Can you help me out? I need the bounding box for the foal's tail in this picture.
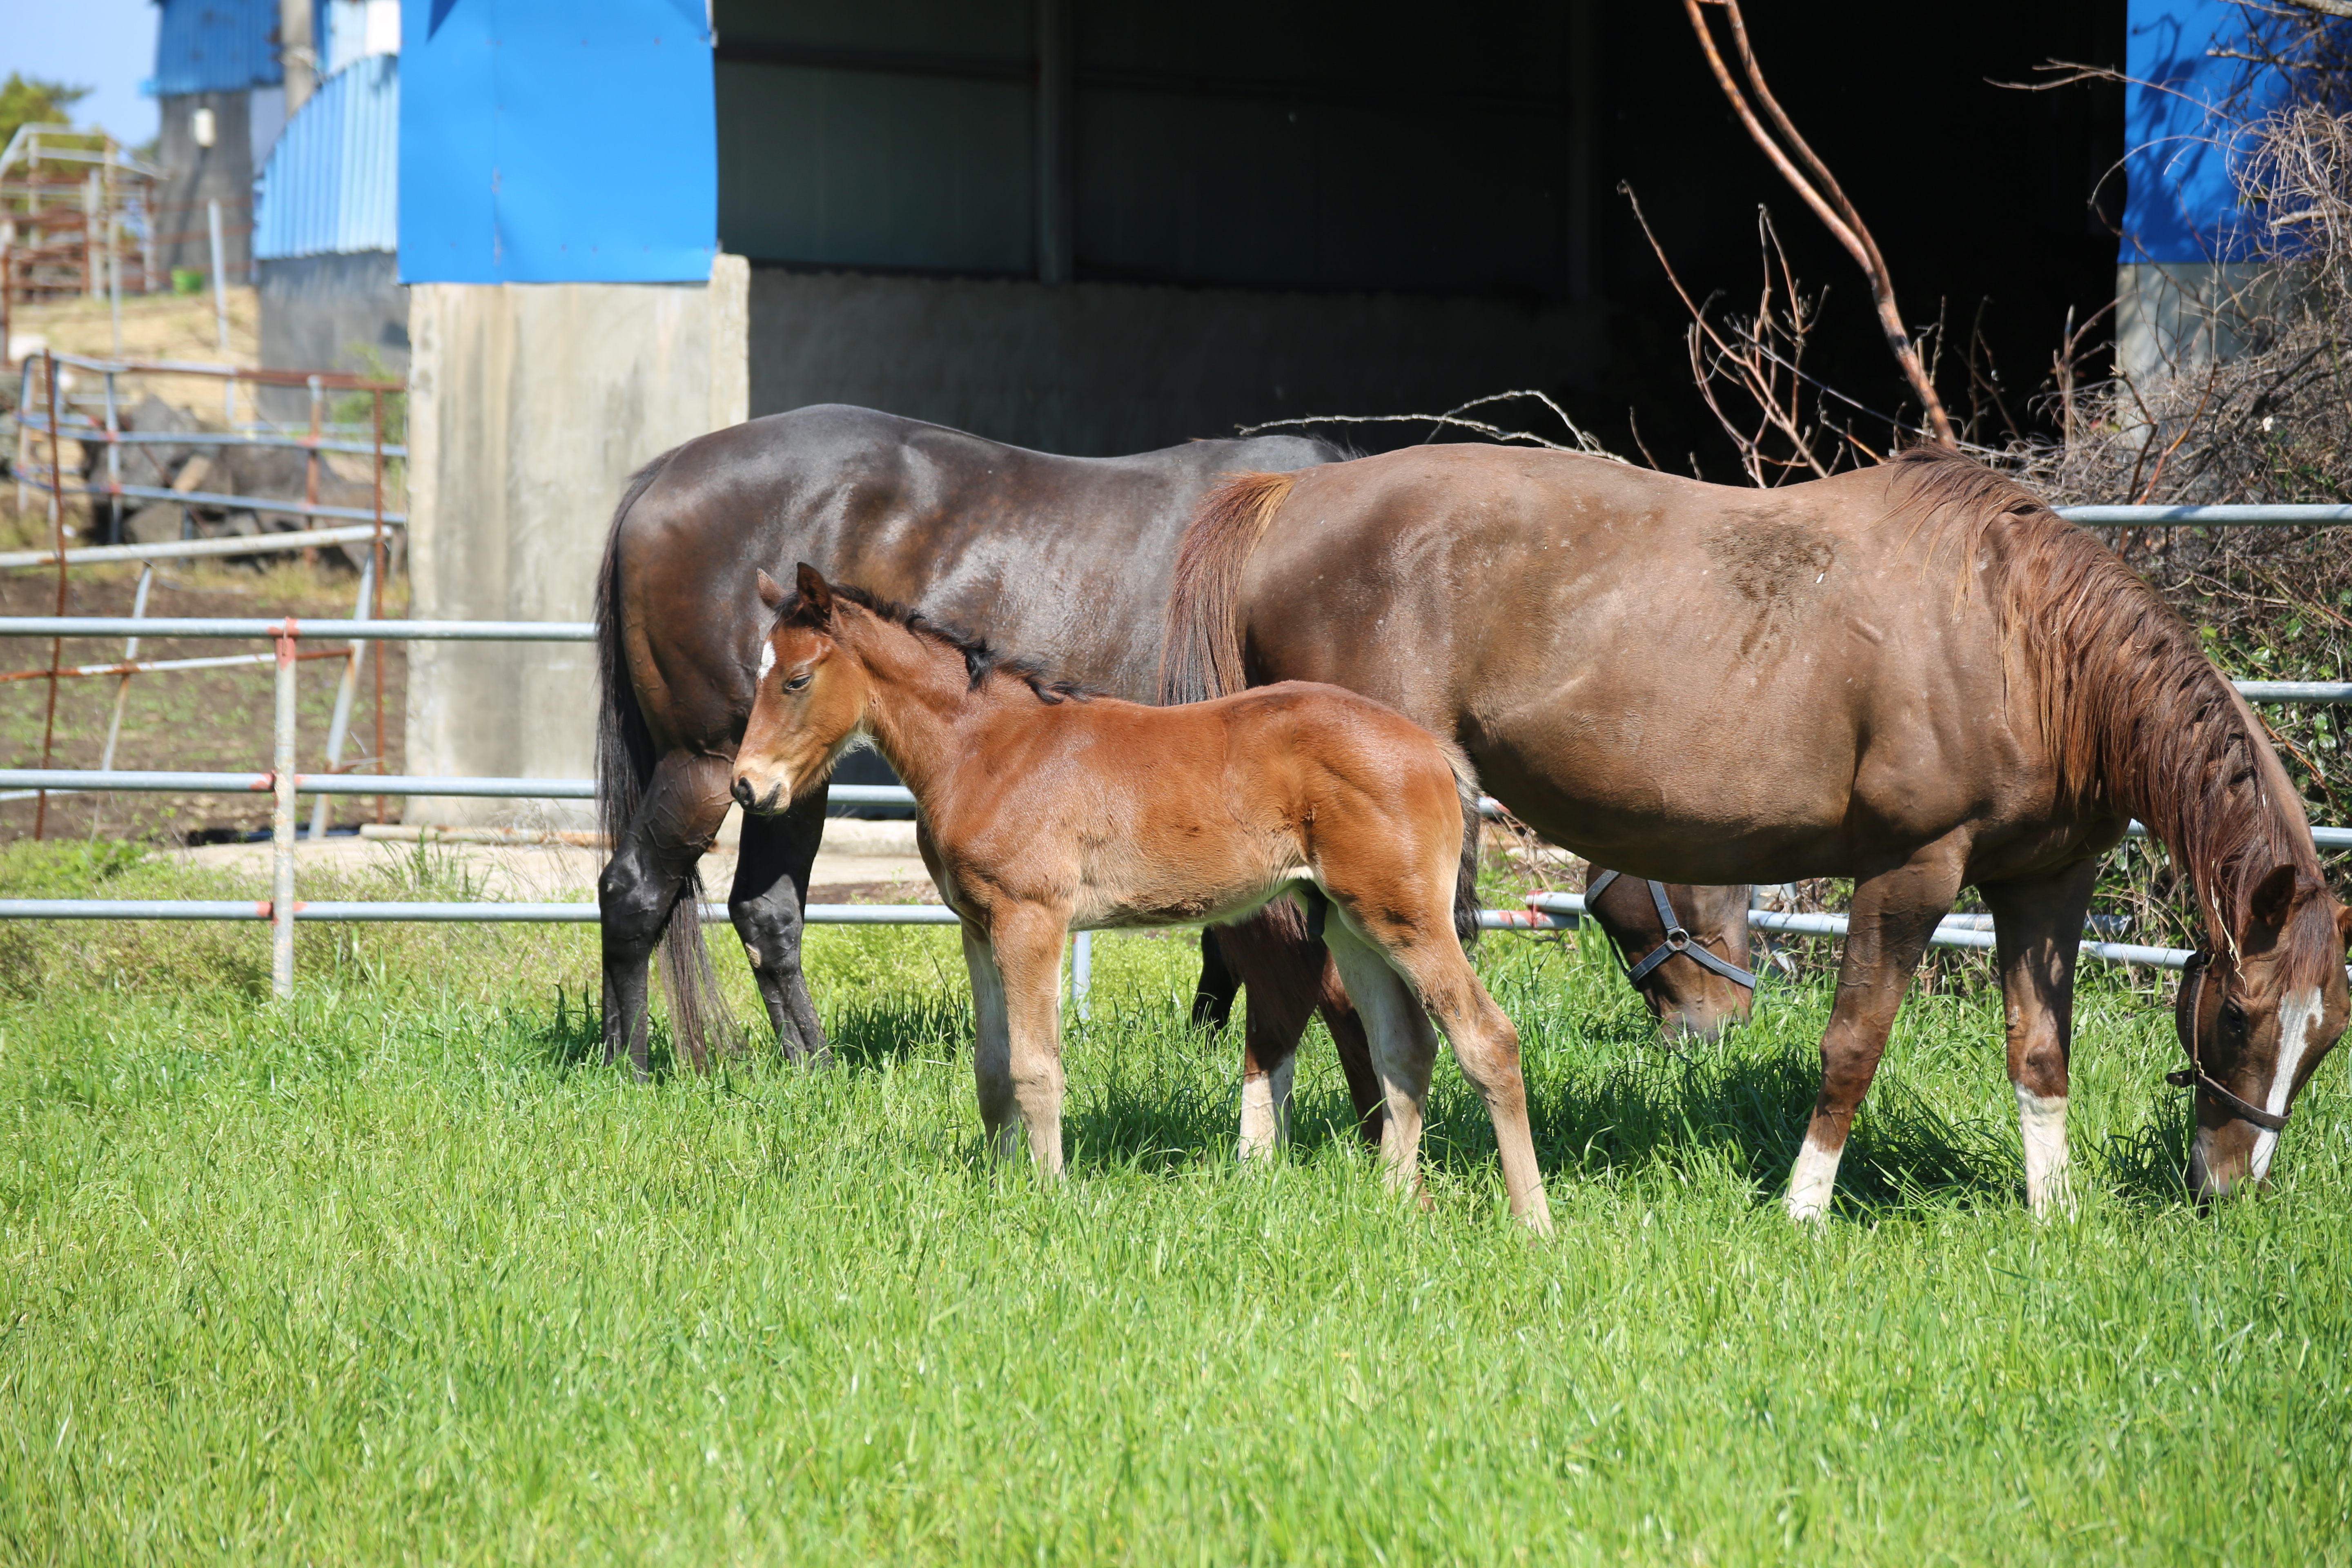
[595,444,728,1066]
[1439,739,1484,948]
[1158,470,1301,706]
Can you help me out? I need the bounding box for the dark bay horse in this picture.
[734,565,1554,1231]
[1163,443,2350,1210]
[594,405,1740,1097]
[594,405,1341,1073]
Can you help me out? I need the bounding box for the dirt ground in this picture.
[6,284,259,363]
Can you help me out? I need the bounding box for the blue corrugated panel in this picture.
[2114,2,2352,261]
[400,0,716,283]
[148,0,287,96]
[256,55,400,258]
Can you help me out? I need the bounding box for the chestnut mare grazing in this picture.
[733,565,1555,1232]
[1164,443,2351,1211]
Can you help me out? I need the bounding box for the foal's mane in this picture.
[1887,445,2318,942]
[784,583,1095,705]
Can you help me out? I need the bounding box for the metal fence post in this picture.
[101,364,121,545]
[97,563,154,772]
[1070,930,1092,1022]
[271,619,299,998]
[309,551,375,840]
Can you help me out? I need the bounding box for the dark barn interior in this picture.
[712,0,2125,473]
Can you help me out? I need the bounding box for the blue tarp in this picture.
[255,55,400,259]
[2121,0,2298,263]
[397,0,717,283]
[145,0,286,96]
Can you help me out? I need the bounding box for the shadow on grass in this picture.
[2094,1101,2198,1211]
[1382,1025,2024,1219]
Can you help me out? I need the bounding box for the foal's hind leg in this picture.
[1980,858,2100,1218]
[598,751,732,1076]
[728,783,832,1064]
[1329,917,1555,1234]
[1319,924,1441,1205]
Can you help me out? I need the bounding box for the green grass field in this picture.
[2,840,2348,1564]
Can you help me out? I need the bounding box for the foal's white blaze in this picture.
[2014,1087,2075,1218]
[1784,1133,1842,1222]
[1235,1053,1296,1160]
[757,639,776,681]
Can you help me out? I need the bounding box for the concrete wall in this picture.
[255,251,408,419]
[746,268,1605,455]
[403,255,749,825]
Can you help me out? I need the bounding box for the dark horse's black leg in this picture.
[729,782,832,1063]
[1191,928,1240,1033]
[599,751,731,1077]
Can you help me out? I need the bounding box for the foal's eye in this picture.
[2221,998,2249,1031]
[784,673,812,693]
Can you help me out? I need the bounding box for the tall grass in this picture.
[0,842,2347,1562]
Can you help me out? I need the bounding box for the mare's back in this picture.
[624,404,1334,704]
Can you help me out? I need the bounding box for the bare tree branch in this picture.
[1682,0,1958,445]
[2276,0,2352,20]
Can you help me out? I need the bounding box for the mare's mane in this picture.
[1886,445,2318,942]
[780,583,1096,706]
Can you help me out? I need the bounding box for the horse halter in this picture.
[1584,870,1757,991]
[2167,950,2292,1133]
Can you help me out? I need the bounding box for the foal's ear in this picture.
[2246,864,2314,953]
[755,570,787,611]
[794,561,835,626]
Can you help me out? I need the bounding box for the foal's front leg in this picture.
[965,908,1072,1175]
[1786,845,1967,1222]
[1980,858,2101,1218]
[959,923,1018,1163]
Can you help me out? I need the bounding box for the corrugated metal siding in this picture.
[255,55,399,258]
[149,0,286,96]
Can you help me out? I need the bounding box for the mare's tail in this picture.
[1439,739,1484,948]
[1158,470,1302,706]
[595,446,728,1067]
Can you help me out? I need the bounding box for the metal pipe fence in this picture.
[0,614,2344,984]
[0,497,2346,1001]
[7,350,403,840]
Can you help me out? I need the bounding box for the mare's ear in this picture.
[2336,899,2352,947]
[755,570,787,610]
[794,562,835,626]
[2245,864,2314,954]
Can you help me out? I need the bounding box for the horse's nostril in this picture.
[732,777,755,809]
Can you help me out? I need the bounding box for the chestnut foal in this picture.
[733,565,1554,1233]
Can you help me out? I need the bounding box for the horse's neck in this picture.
[2129,688,2314,936]
[846,617,987,804]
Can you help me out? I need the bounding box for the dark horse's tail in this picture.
[595,446,728,1068]
[1160,471,1481,944]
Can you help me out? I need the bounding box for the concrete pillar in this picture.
[2114,261,2278,389]
[403,254,748,825]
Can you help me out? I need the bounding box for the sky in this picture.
[1,0,162,145]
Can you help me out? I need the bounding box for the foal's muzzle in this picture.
[732,775,784,815]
